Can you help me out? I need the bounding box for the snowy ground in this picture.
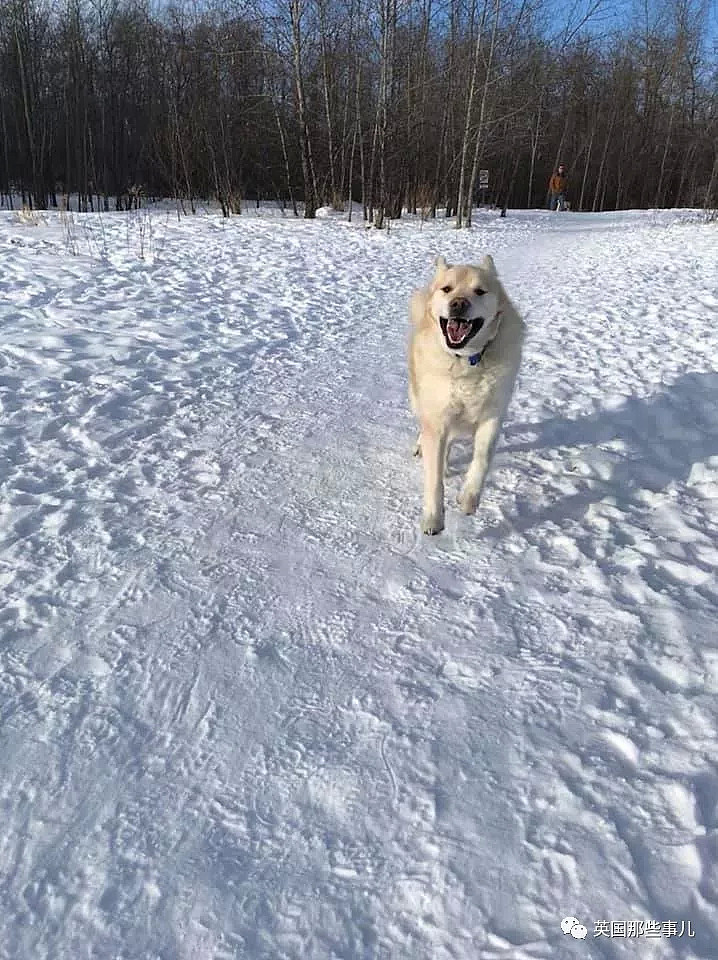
[1,204,717,960]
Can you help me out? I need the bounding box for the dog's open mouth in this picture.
[440,316,484,349]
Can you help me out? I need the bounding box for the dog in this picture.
[408,255,524,535]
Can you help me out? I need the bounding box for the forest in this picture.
[1,0,716,220]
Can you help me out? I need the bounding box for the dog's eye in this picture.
[474,287,486,296]
[441,285,452,294]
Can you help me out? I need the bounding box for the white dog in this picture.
[408,255,524,534]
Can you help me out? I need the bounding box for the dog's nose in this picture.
[449,297,470,315]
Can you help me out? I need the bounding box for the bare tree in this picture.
[289,0,318,216]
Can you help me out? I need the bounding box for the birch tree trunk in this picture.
[290,0,317,218]
[455,0,487,228]
[317,0,338,207]
[466,0,500,227]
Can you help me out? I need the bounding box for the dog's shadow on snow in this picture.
[478,371,718,534]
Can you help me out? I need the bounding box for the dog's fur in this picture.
[408,255,524,534]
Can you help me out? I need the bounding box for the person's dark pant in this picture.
[548,193,565,211]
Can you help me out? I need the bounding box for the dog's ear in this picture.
[479,254,497,276]
[434,255,450,274]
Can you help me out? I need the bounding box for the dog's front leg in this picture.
[420,423,448,534]
[458,415,500,515]
[414,434,454,479]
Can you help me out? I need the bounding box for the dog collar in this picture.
[467,311,501,365]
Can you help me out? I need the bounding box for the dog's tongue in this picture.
[447,319,470,344]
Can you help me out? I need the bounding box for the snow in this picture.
[1,204,717,959]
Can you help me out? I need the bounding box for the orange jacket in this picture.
[549,172,568,194]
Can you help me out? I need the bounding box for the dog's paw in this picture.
[457,489,479,515]
[421,510,444,535]
[412,440,422,458]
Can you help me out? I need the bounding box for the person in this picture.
[548,164,568,210]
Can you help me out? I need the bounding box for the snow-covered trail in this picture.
[1,207,717,959]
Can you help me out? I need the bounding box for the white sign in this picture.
[479,169,489,187]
